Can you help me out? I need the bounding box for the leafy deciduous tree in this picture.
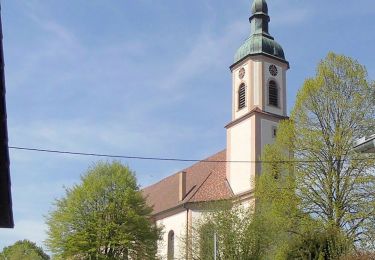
[0,239,50,260]
[291,53,375,248]
[45,161,161,259]
[258,52,375,257]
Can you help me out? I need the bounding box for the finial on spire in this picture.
[249,0,270,36]
[251,0,268,15]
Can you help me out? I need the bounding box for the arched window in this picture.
[167,230,174,260]
[238,84,246,110]
[268,80,278,107]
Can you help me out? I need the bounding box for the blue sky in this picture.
[1,0,375,252]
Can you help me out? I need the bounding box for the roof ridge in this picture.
[142,149,226,190]
[181,149,226,171]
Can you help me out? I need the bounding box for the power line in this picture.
[10,146,210,163]
[8,146,243,163]
[8,146,375,164]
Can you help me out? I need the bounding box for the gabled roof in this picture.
[143,150,233,216]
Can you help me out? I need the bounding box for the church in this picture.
[143,0,289,258]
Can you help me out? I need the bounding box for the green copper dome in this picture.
[234,35,285,62]
[234,0,287,64]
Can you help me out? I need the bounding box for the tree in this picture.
[258,53,375,256]
[256,122,311,259]
[292,53,375,248]
[0,239,50,260]
[45,161,161,259]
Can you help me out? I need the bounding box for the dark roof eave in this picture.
[152,198,233,218]
[152,190,255,218]
[353,138,375,153]
[230,52,290,71]
[225,107,289,129]
[151,203,187,218]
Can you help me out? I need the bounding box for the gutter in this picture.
[229,52,290,70]
[353,135,375,153]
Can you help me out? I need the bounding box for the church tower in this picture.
[226,0,289,195]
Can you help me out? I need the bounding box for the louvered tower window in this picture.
[238,84,246,110]
[268,80,278,107]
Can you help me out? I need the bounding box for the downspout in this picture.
[184,204,189,260]
[179,171,189,259]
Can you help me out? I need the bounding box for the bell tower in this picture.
[226,0,289,195]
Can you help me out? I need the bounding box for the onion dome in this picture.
[233,0,287,65]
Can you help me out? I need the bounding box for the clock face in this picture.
[269,65,278,76]
[239,68,245,79]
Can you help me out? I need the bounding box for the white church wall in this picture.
[227,117,255,194]
[156,210,187,260]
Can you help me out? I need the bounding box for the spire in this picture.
[249,0,271,38]
[233,0,288,66]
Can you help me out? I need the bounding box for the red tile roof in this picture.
[142,150,233,215]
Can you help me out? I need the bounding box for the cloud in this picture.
[159,19,246,90]
[5,10,83,91]
[9,116,219,158]
[272,7,313,26]
[28,12,80,50]
[266,0,314,27]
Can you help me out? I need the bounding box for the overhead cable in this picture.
[9,146,375,164]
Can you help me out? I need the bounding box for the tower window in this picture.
[167,230,174,260]
[268,80,278,107]
[238,84,246,110]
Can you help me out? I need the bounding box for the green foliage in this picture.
[0,239,50,260]
[256,120,308,259]
[184,202,271,260]
[291,53,375,249]
[197,221,215,259]
[256,123,353,260]
[45,161,161,259]
[286,226,351,260]
[257,52,375,258]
